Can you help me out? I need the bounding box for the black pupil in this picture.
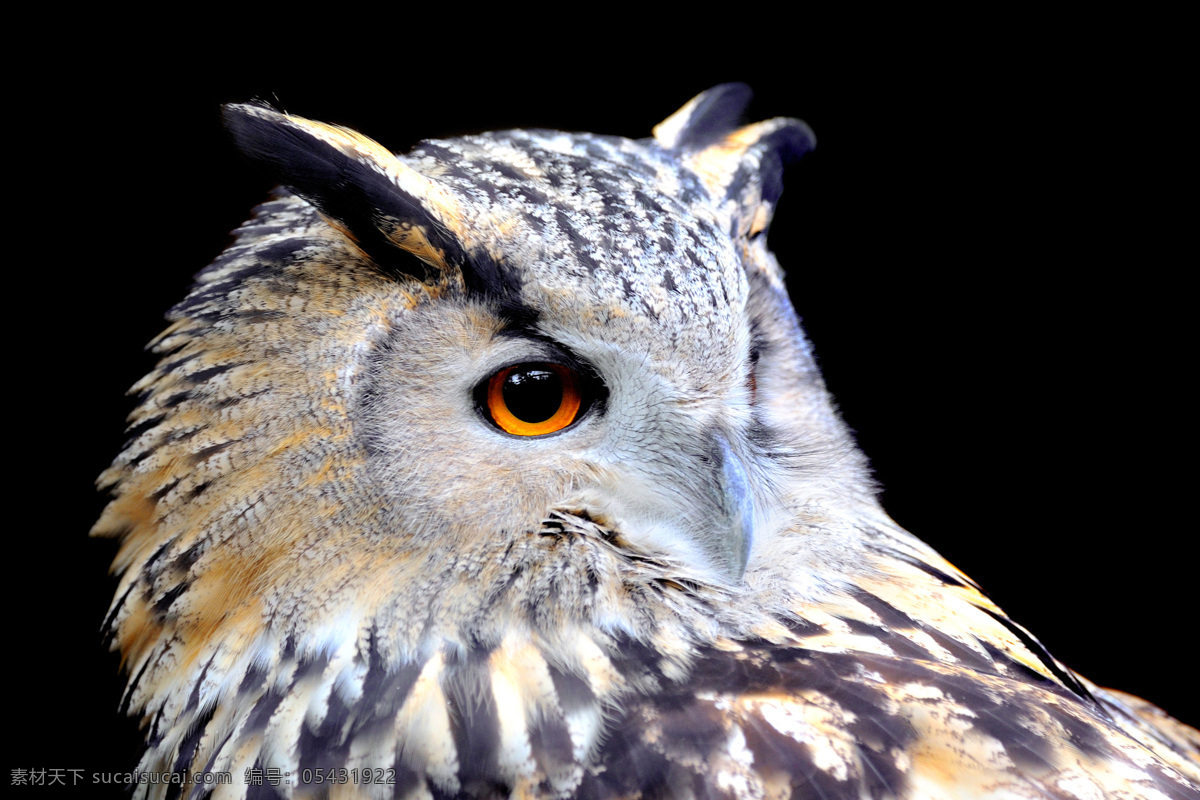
[503,369,563,423]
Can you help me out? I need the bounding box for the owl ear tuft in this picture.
[715,117,816,220]
[222,103,467,283]
[653,83,755,151]
[657,88,815,243]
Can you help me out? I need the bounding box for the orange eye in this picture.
[483,363,584,436]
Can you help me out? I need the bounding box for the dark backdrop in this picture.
[14,28,1190,795]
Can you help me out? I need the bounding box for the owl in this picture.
[94,85,1199,799]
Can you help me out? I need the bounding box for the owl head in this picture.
[93,85,885,792]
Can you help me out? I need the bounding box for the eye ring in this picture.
[480,362,585,436]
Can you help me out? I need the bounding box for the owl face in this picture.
[356,140,763,580]
[362,278,759,585]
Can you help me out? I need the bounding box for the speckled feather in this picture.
[94,86,1200,799]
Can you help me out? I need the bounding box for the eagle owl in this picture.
[94,85,1199,799]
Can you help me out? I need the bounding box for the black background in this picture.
[12,24,1192,795]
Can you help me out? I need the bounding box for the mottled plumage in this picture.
[94,85,1200,799]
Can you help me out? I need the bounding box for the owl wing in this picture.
[569,526,1200,800]
[586,635,1200,800]
[1090,683,1200,787]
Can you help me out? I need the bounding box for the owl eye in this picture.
[479,363,586,436]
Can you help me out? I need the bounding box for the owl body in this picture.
[94,87,1200,799]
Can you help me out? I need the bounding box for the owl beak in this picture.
[589,431,757,585]
[711,434,754,582]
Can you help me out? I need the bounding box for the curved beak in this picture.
[712,433,755,580]
[592,431,757,584]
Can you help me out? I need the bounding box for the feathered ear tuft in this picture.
[653,83,755,151]
[222,103,467,283]
[655,86,815,243]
